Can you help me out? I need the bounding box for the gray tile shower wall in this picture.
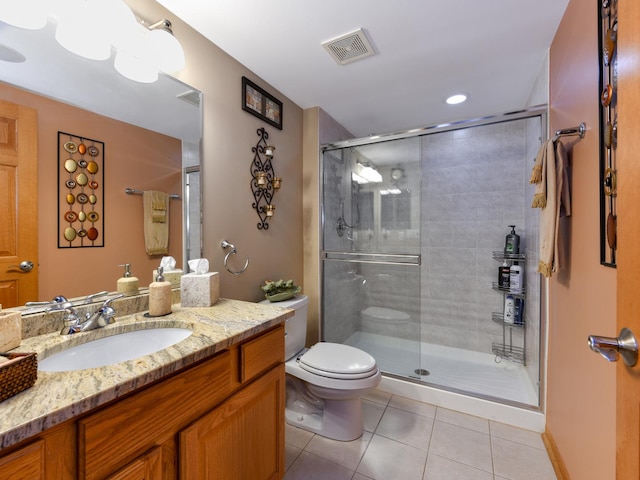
[418,119,539,357]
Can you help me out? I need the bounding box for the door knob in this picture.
[588,328,638,367]
[9,260,34,272]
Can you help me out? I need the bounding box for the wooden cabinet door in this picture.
[79,351,231,480]
[180,364,285,480]
[0,440,45,480]
[106,447,162,480]
[0,99,38,307]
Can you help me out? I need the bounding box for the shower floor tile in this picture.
[346,331,538,405]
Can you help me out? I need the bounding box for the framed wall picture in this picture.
[242,76,283,130]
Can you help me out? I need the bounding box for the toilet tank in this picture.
[260,295,308,361]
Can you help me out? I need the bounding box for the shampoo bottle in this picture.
[504,225,520,256]
[509,264,523,294]
[149,266,172,317]
[498,260,510,289]
[504,295,515,324]
[514,298,525,325]
[117,264,139,294]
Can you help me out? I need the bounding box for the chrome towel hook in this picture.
[221,240,249,275]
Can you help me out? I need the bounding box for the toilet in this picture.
[360,306,410,336]
[261,295,381,441]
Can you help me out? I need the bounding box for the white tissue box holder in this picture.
[181,272,220,307]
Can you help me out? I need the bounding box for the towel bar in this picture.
[125,187,181,200]
[553,122,586,141]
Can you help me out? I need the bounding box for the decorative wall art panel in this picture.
[58,131,104,248]
[599,0,617,267]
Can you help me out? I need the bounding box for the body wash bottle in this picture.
[504,295,515,324]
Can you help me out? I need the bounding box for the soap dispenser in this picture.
[148,266,172,317]
[117,264,139,294]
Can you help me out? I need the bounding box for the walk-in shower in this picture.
[321,108,545,410]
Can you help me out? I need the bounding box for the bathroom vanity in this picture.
[0,298,291,480]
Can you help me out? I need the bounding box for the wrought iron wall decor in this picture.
[250,127,282,229]
[58,131,105,248]
[599,0,618,267]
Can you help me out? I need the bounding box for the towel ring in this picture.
[221,240,249,276]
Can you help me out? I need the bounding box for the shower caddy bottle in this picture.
[504,225,520,255]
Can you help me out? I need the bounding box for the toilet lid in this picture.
[298,343,378,379]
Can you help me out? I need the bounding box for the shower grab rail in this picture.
[322,251,421,266]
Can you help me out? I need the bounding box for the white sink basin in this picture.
[38,328,193,372]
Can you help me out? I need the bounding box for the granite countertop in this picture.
[0,298,292,450]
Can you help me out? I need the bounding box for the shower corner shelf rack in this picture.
[491,251,526,365]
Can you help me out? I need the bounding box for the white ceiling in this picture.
[156,0,569,138]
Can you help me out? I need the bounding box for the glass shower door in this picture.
[321,138,422,379]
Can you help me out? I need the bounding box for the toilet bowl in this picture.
[260,295,381,441]
[360,306,410,336]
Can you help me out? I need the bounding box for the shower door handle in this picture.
[588,328,638,367]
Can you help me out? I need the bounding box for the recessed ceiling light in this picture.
[445,93,468,105]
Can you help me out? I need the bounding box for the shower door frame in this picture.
[319,105,549,411]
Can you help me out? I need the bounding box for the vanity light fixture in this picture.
[0,0,48,30]
[445,93,468,105]
[355,161,383,183]
[0,0,186,83]
[147,19,186,73]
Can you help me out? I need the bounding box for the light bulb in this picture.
[0,0,49,30]
[147,25,185,73]
[114,50,158,83]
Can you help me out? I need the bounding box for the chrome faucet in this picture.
[50,294,124,335]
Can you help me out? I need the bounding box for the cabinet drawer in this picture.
[239,325,284,383]
[79,351,231,480]
[0,440,45,480]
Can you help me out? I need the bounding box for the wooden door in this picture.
[179,365,285,480]
[0,100,38,307]
[616,1,640,478]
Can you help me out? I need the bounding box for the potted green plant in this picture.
[260,279,301,302]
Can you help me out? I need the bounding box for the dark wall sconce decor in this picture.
[242,76,283,130]
[250,127,282,229]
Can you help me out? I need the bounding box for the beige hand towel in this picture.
[143,190,170,255]
[530,140,571,277]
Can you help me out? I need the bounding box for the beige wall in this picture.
[129,0,304,302]
[547,0,617,477]
[0,82,183,301]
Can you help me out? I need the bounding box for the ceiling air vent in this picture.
[177,90,201,107]
[322,28,375,66]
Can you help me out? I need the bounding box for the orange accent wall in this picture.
[0,82,182,301]
[548,0,617,477]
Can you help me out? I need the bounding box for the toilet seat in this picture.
[298,342,378,379]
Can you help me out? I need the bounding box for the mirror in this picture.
[0,20,202,306]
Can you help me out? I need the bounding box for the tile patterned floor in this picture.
[284,390,557,480]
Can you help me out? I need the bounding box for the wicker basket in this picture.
[0,352,37,402]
